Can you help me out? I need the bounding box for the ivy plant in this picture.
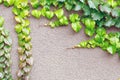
[0,16,13,80]
[0,0,120,80]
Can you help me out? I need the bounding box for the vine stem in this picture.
[66,45,81,49]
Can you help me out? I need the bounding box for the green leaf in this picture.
[59,16,68,25]
[82,5,91,16]
[40,0,46,6]
[96,19,105,27]
[49,22,56,28]
[109,36,119,45]
[82,18,96,36]
[0,57,5,62]
[71,22,82,33]
[25,36,31,42]
[69,14,80,23]
[31,10,41,19]
[22,27,30,36]
[83,18,95,29]
[12,7,20,15]
[45,11,54,19]
[0,50,5,56]
[85,28,95,37]
[49,20,60,28]
[30,0,39,9]
[87,0,97,10]
[2,29,9,37]
[104,18,116,27]
[21,20,30,27]
[65,2,73,11]
[15,24,23,33]
[107,0,117,8]
[18,40,25,47]
[55,9,64,19]
[20,9,29,18]
[101,41,109,50]
[0,43,4,49]
[4,0,15,7]
[96,27,106,36]
[99,4,111,14]
[41,7,49,16]
[4,37,12,46]
[73,2,83,11]
[25,43,32,50]
[15,16,24,23]
[0,36,4,43]
[14,0,28,8]
[79,41,87,48]
[0,0,2,4]
[91,11,104,20]
[107,45,116,54]
[4,45,11,53]
[95,34,105,43]
[111,7,120,17]
[0,16,4,27]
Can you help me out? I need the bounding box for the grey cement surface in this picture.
[1,5,120,80]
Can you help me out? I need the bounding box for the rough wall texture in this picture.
[0,4,120,80]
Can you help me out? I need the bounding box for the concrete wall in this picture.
[0,5,120,80]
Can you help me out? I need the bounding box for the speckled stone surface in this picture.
[0,4,120,80]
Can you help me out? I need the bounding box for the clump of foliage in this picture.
[74,27,120,55]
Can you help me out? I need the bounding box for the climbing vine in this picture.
[0,0,120,80]
[0,16,13,80]
[1,0,33,80]
[13,1,33,80]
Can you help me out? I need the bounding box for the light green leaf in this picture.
[71,22,82,32]
[31,10,41,19]
[96,27,106,36]
[107,45,116,54]
[4,0,15,7]
[107,0,117,8]
[65,2,73,11]
[0,0,2,4]
[0,17,4,27]
[30,0,39,9]
[55,9,64,19]
[15,24,23,33]
[73,2,82,11]
[22,27,30,36]
[59,16,68,25]
[69,14,80,23]
[45,11,54,19]
[85,28,95,37]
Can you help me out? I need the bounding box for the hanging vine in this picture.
[0,16,13,80]
[13,0,33,80]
